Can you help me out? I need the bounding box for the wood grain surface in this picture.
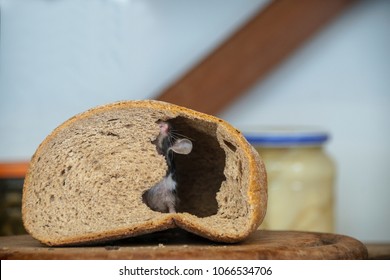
[0,229,367,260]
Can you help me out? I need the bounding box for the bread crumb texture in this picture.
[22,100,267,245]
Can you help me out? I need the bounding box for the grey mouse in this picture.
[142,121,192,213]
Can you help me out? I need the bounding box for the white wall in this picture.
[1,0,389,242]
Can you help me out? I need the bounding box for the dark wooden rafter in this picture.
[156,0,356,115]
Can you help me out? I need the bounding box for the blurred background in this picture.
[0,0,389,243]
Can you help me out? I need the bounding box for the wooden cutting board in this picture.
[0,229,367,260]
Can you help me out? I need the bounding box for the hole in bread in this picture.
[223,140,237,152]
[143,116,226,217]
[98,130,120,138]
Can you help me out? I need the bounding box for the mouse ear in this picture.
[169,138,193,155]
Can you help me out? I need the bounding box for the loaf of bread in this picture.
[22,100,267,246]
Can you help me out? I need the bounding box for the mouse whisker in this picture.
[170,131,194,141]
[168,134,175,147]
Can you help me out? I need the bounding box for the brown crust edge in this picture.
[22,100,267,245]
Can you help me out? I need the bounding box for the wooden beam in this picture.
[156,0,355,115]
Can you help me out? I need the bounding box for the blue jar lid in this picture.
[243,127,330,146]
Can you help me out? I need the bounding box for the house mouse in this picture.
[142,121,192,213]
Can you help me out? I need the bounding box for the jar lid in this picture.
[243,127,330,146]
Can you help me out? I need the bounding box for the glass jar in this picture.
[245,128,335,233]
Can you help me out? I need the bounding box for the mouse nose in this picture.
[159,122,169,133]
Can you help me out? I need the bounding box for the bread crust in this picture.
[22,100,267,245]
